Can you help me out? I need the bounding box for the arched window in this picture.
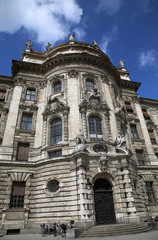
[88,116,103,140]
[86,79,94,91]
[54,81,61,94]
[50,118,62,145]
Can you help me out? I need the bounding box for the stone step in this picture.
[79,224,151,237]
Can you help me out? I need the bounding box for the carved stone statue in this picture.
[25,40,32,51]
[68,33,75,41]
[114,134,125,148]
[120,60,124,67]
[115,106,127,134]
[93,40,98,47]
[45,42,51,51]
[114,133,128,154]
[74,130,88,152]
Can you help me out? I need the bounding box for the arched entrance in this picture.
[94,178,116,224]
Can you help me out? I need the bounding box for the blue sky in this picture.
[0,0,158,100]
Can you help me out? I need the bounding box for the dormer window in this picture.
[86,79,94,91]
[142,109,150,120]
[125,102,133,113]
[26,89,35,100]
[54,81,61,94]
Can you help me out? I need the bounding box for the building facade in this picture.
[0,35,158,233]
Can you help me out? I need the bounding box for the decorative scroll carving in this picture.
[67,70,79,78]
[43,97,69,118]
[14,78,26,86]
[79,88,110,113]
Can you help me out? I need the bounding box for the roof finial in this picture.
[68,33,75,42]
[120,59,124,67]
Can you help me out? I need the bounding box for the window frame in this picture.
[21,113,33,130]
[145,181,155,203]
[88,115,103,140]
[148,129,157,144]
[136,149,145,165]
[10,181,25,208]
[49,149,62,158]
[142,109,150,120]
[25,88,36,101]
[130,124,139,139]
[50,118,62,146]
[17,142,30,161]
[54,81,62,94]
[0,89,6,101]
[86,79,95,91]
[125,101,133,113]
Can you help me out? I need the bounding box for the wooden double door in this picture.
[94,179,116,224]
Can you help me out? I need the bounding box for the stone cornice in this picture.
[116,78,141,91]
[12,53,120,82]
[0,75,14,85]
[140,97,158,105]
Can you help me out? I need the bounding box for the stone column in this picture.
[134,101,157,163]
[77,157,89,220]
[67,70,80,140]
[34,88,45,148]
[80,108,88,139]
[3,84,22,147]
[101,76,117,141]
[63,111,69,142]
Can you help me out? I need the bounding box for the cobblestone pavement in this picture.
[0,231,158,240]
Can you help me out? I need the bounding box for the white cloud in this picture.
[100,26,118,54]
[0,0,84,46]
[138,50,157,67]
[97,0,123,16]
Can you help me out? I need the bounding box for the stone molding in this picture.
[7,170,33,181]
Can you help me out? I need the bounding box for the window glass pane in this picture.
[21,114,32,130]
[130,124,139,139]
[89,116,102,140]
[26,89,35,100]
[50,118,62,145]
[86,80,94,91]
[54,82,61,94]
[10,181,25,208]
[49,150,62,158]
[145,181,155,203]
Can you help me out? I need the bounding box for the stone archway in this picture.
[94,178,116,224]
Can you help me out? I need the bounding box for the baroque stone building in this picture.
[0,35,158,233]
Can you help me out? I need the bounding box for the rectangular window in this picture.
[26,89,35,100]
[17,143,30,161]
[49,150,62,158]
[136,149,145,165]
[145,181,155,203]
[148,130,156,144]
[142,109,150,120]
[0,89,6,101]
[130,124,139,139]
[10,181,25,208]
[125,102,133,113]
[21,113,32,130]
[54,82,61,94]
